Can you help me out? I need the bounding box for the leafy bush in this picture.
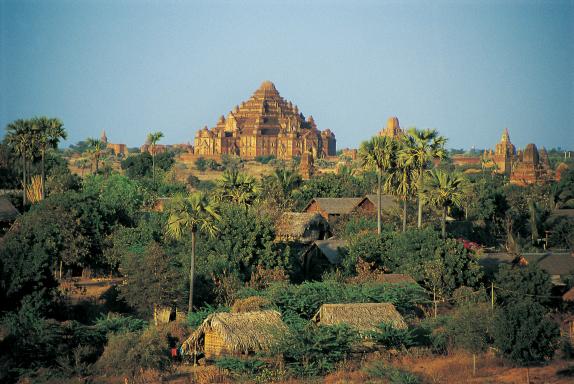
[215,357,267,375]
[255,155,275,164]
[94,313,147,336]
[261,281,426,319]
[369,323,416,349]
[494,264,552,306]
[271,320,358,377]
[493,298,560,365]
[187,304,229,327]
[363,360,420,384]
[95,327,171,376]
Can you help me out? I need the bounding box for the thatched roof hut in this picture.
[181,310,287,359]
[275,212,329,243]
[302,239,348,279]
[313,303,407,332]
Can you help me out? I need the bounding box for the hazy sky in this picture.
[1,0,573,150]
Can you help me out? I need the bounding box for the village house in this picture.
[303,197,364,223]
[274,212,329,244]
[301,239,348,279]
[181,310,287,359]
[313,303,407,333]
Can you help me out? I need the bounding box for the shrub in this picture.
[363,360,421,384]
[94,313,147,336]
[255,155,275,164]
[270,320,358,377]
[369,323,416,349]
[493,298,560,365]
[96,327,171,376]
[494,264,553,306]
[187,304,229,328]
[195,157,207,172]
[215,357,267,375]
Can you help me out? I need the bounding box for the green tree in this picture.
[448,302,492,375]
[165,192,220,313]
[86,137,104,173]
[386,151,417,232]
[5,119,36,205]
[422,169,466,238]
[216,169,259,208]
[146,131,164,182]
[119,242,183,316]
[494,264,552,306]
[359,136,400,234]
[32,117,67,199]
[493,298,559,365]
[400,128,447,228]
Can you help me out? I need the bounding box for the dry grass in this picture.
[394,351,574,384]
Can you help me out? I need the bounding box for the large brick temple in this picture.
[193,81,336,160]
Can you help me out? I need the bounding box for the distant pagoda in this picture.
[193,81,336,160]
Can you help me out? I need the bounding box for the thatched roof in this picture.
[312,239,348,264]
[0,197,19,222]
[314,303,407,331]
[181,310,287,355]
[275,212,329,242]
[364,194,400,212]
[304,197,363,215]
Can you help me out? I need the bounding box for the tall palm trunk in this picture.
[95,154,99,174]
[377,169,382,235]
[402,197,407,232]
[152,150,156,182]
[417,166,423,228]
[441,206,447,239]
[189,230,196,313]
[22,155,27,206]
[41,149,46,199]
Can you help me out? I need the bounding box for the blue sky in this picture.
[1,0,573,150]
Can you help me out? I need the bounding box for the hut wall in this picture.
[205,330,233,358]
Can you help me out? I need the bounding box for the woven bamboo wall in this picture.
[205,331,232,358]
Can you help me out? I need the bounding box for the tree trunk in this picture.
[95,154,99,174]
[152,148,156,182]
[417,167,423,228]
[41,149,46,199]
[59,259,63,280]
[22,155,27,206]
[377,170,382,235]
[188,230,196,313]
[402,197,407,232]
[442,206,447,239]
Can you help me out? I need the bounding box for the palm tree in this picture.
[33,117,66,198]
[147,131,164,182]
[165,192,220,313]
[272,167,301,196]
[86,137,104,174]
[5,119,35,206]
[422,169,466,238]
[74,158,91,177]
[359,136,399,234]
[217,168,259,208]
[385,153,417,232]
[400,128,447,228]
